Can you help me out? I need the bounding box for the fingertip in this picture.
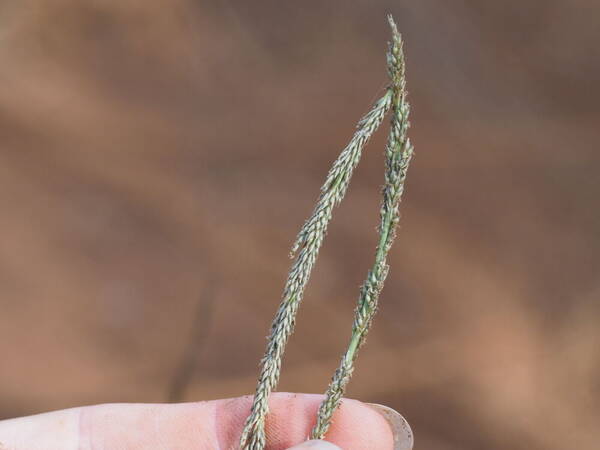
[323,397,395,449]
[366,404,413,450]
[213,393,397,449]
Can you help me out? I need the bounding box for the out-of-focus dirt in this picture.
[0,1,598,449]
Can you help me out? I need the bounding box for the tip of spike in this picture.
[387,14,399,35]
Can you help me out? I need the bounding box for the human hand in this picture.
[0,392,412,449]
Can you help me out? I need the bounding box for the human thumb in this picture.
[286,439,342,449]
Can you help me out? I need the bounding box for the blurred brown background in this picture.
[0,1,599,449]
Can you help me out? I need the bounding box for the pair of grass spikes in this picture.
[239,15,414,450]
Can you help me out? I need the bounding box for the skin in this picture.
[0,393,394,450]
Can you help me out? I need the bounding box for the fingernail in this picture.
[287,439,342,449]
[367,403,413,450]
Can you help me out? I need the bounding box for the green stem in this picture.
[345,214,393,364]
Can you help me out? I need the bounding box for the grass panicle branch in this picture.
[238,90,392,450]
[239,14,413,450]
[310,15,413,439]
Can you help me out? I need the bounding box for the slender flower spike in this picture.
[311,15,413,440]
[239,15,413,450]
[239,89,391,450]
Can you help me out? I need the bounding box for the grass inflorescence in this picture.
[240,15,413,450]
